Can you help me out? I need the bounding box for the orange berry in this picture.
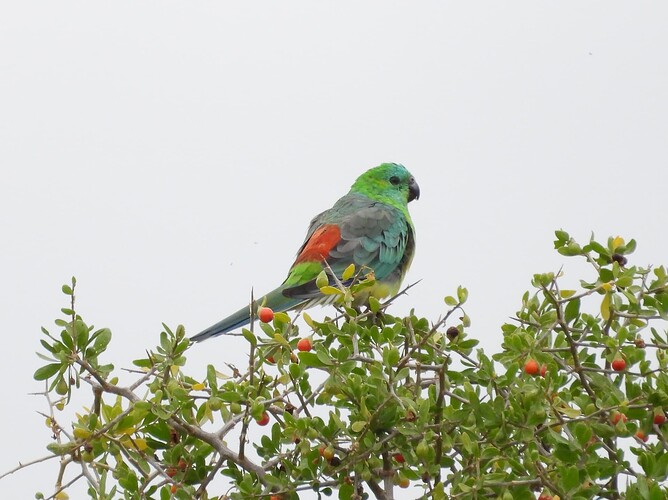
[166,467,177,478]
[256,412,270,426]
[654,413,667,425]
[258,307,274,323]
[524,359,539,376]
[297,338,312,352]
[610,412,628,425]
[636,430,648,442]
[611,357,626,372]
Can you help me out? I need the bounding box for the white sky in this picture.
[2,2,667,497]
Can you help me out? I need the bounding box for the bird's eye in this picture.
[389,176,400,186]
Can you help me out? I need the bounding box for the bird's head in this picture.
[351,163,420,207]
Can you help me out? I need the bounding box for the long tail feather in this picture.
[190,287,304,342]
[190,305,252,342]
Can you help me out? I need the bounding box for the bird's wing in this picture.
[281,198,412,300]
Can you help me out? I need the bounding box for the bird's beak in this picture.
[408,177,420,202]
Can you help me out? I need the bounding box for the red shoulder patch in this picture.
[295,224,341,263]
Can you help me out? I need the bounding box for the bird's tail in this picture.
[190,287,303,342]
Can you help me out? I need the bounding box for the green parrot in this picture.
[191,163,419,342]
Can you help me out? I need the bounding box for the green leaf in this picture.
[315,270,329,289]
[560,465,580,491]
[34,363,62,381]
[384,347,400,367]
[601,293,611,321]
[457,286,469,303]
[132,358,153,369]
[339,482,354,499]
[342,263,355,282]
[444,295,457,306]
[298,352,327,368]
[75,319,89,347]
[554,443,579,464]
[558,241,583,256]
[574,422,592,447]
[555,229,570,242]
[242,328,257,347]
[206,364,218,390]
[273,311,290,324]
[564,298,581,324]
[624,238,637,254]
[47,441,75,456]
[60,329,73,350]
[589,239,609,257]
[90,328,111,351]
[351,421,366,433]
[316,349,333,366]
[288,361,302,379]
[160,485,170,500]
[220,392,242,403]
[302,312,315,329]
[272,333,290,349]
[159,331,170,352]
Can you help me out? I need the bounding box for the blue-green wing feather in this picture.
[283,194,414,300]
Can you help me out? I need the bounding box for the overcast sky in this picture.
[2,2,667,497]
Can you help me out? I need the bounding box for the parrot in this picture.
[191,162,419,342]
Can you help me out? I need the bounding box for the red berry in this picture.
[540,364,547,377]
[177,458,187,470]
[256,412,270,426]
[297,338,312,352]
[266,356,275,364]
[166,467,177,477]
[611,357,626,372]
[258,307,274,323]
[654,413,667,425]
[538,495,552,500]
[392,453,405,463]
[524,359,539,376]
[636,430,648,442]
[610,412,628,425]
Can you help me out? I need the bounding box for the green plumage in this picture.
[191,163,419,342]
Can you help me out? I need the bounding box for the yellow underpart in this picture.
[353,281,400,306]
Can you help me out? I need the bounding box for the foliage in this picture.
[9,232,668,499]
